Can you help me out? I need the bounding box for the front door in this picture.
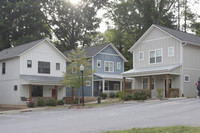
[52,89,56,98]
[165,79,172,97]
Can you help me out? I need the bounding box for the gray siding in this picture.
[133,29,181,69]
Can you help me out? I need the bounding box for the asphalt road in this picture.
[1,98,200,133]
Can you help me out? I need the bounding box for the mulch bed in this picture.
[0,107,25,111]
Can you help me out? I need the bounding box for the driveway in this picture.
[0,98,200,133]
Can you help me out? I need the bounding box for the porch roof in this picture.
[122,64,181,77]
[20,75,64,85]
[94,73,132,81]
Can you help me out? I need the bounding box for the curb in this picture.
[0,107,47,115]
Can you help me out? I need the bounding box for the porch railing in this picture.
[169,88,180,97]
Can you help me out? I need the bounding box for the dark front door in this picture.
[165,79,172,97]
[52,89,56,98]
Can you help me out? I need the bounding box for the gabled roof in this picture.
[129,24,200,52]
[64,43,128,62]
[0,38,68,61]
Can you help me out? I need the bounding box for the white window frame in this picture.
[86,81,91,86]
[139,51,144,61]
[149,48,163,64]
[142,77,149,89]
[184,75,190,82]
[97,60,101,68]
[117,62,121,69]
[168,47,174,57]
[104,61,114,72]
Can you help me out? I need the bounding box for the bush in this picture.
[116,91,120,98]
[118,91,126,100]
[156,88,164,99]
[72,98,78,104]
[101,93,107,99]
[133,91,148,100]
[46,98,57,106]
[124,94,133,101]
[109,92,116,98]
[37,99,45,106]
[27,100,35,108]
[57,100,65,105]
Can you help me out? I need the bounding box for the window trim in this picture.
[97,60,101,68]
[117,62,121,69]
[168,47,174,57]
[139,51,144,61]
[14,85,18,91]
[2,62,5,74]
[86,81,91,86]
[104,61,114,72]
[149,48,163,64]
[27,60,32,68]
[142,77,149,89]
[38,61,50,74]
[56,63,60,70]
[184,75,190,82]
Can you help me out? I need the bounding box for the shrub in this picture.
[109,92,116,98]
[118,91,126,100]
[37,99,45,106]
[57,100,65,105]
[124,94,133,101]
[133,91,148,100]
[27,100,35,108]
[46,98,57,106]
[116,91,120,98]
[156,88,164,99]
[72,98,78,104]
[101,93,107,99]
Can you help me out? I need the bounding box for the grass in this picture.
[102,126,200,133]
[84,100,122,108]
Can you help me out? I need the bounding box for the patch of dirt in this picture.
[0,107,25,111]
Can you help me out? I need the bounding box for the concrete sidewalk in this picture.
[0,107,47,115]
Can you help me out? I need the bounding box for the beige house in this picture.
[123,25,200,98]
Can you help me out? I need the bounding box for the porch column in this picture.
[120,81,123,91]
[55,85,58,100]
[123,77,126,92]
[148,76,151,98]
[29,84,32,101]
[166,74,170,98]
[102,79,105,93]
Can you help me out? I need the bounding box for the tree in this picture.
[0,0,51,51]
[62,48,94,104]
[41,0,108,51]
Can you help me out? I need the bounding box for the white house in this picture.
[123,25,200,98]
[0,38,67,105]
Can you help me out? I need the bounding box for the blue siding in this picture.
[94,81,100,97]
[101,46,117,54]
[94,54,124,74]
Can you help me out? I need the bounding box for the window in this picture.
[2,62,5,74]
[151,77,155,90]
[56,63,60,70]
[97,60,101,67]
[184,75,190,82]
[32,85,43,97]
[104,61,114,72]
[27,60,32,68]
[105,81,109,90]
[168,47,174,57]
[149,49,162,64]
[139,51,144,60]
[114,84,119,90]
[14,85,17,91]
[143,77,148,89]
[86,81,91,86]
[117,62,121,69]
[38,61,50,74]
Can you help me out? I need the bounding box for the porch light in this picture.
[80,64,85,106]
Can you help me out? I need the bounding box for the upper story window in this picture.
[38,61,50,74]
[139,51,144,60]
[168,47,174,57]
[184,75,190,82]
[117,62,121,69]
[56,63,60,70]
[149,49,162,64]
[27,60,32,68]
[104,61,114,72]
[2,62,5,74]
[97,60,101,67]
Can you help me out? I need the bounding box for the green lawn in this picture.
[102,126,200,133]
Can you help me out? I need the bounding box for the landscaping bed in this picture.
[0,106,26,111]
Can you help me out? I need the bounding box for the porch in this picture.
[122,64,181,98]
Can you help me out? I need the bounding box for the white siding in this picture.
[133,29,181,69]
[20,41,66,77]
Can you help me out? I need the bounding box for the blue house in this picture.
[64,43,131,97]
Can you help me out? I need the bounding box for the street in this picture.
[1,98,200,133]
